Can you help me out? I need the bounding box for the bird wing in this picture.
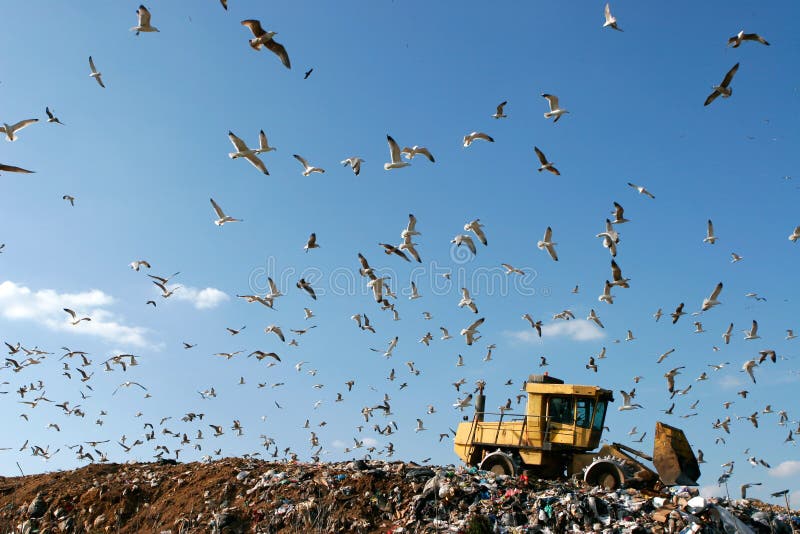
[467,317,485,331]
[604,3,612,22]
[542,93,559,111]
[46,107,54,119]
[751,320,758,336]
[0,163,34,173]
[265,39,291,69]
[472,224,487,245]
[10,119,38,133]
[611,259,622,280]
[386,135,402,163]
[709,282,723,301]
[241,19,265,38]
[210,198,226,218]
[742,33,769,45]
[534,146,547,165]
[293,154,310,169]
[474,132,494,142]
[417,147,435,162]
[258,130,269,150]
[137,5,152,26]
[63,308,76,319]
[543,226,553,243]
[228,131,249,152]
[89,56,98,73]
[613,202,624,219]
[546,244,558,261]
[496,101,507,114]
[704,89,720,107]
[707,219,714,236]
[721,63,740,88]
[244,153,268,174]
[406,213,418,234]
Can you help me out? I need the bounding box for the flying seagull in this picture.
[702,282,723,311]
[62,195,75,206]
[304,68,313,79]
[727,31,769,48]
[210,198,241,226]
[463,132,494,147]
[788,226,800,242]
[603,3,622,31]
[227,131,272,175]
[401,145,435,162]
[293,154,325,176]
[304,233,319,252]
[88,56,105,88]
[464,219,487,246]
[384,135,410,170]
[341,157,364,176]
[131,5,159,35]
[541,94,569,122]
[492,101,508,119]
[0,119,38,142]
[241,19,291,69]
[534,146,559,175]
[704,220,717,244]
[537,227,558,261]
[704,63,739,107]
[460,317,484,346]
[45,107,64,125]
[627,182,655,199]
[63,308,91,326]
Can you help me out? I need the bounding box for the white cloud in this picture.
[769,460,800,478]
[717,375,745,389]
[505,320,605,344]
[0,280,150,347]
[171,286,229,310]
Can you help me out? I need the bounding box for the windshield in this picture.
[592,400,607,431]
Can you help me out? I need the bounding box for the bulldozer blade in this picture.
[653,421,701,486]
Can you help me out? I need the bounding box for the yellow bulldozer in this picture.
[453,374,700,490]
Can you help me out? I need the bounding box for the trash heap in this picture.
[0,458,796,533]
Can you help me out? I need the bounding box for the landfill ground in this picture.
[0,458,796,534]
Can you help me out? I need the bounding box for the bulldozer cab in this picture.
[542,392,610,450]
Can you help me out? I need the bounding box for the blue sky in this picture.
[1,1,799,506]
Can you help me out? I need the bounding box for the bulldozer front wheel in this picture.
[583,457,627,490]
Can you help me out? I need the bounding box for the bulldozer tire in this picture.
[479,450,517,476]
[583,457,628,490]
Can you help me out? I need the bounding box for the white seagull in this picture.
[341,157,364,176]
[619,390,643,411]
[603,3,622,31]
[492,101,508,119]
[88,56,105,88]
[704,63,739,107]
[537,227,558,261]
[743,320,760,340]
[210,198,241,226]
[401,145,435,163]
[463,131,494,147]
[131,5,159,35]
[293,154,325,176]
[458,288,478,313]
[460,317,484,346]
[702,282,723,311]
[704,220,717,244]
[789,226,800,242]
[464,219,487,246]
[541,94,569,123]
[627,182,655,199]
[0,119,38,142]
[534,146,559,175]
[228,131,272,175]
[727,30,769,48]
[384,135,410,170]
[240,19,291,69]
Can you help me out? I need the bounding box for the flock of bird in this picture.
[0,2,796,505]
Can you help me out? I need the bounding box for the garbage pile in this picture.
[0,458,796,533]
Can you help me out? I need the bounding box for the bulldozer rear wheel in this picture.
[479,451,517,476]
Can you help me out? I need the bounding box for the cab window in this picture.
[592,401,607,431]
[548,397,573,424]
[576,398,594,428]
